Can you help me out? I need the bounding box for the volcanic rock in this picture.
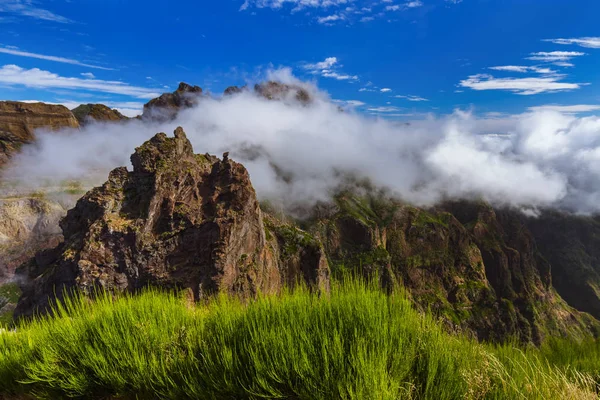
[15,127,329,318]
[71,104,129,125]
[304,192,599,343]
[254,81,312,104]
[0,101,79,167]
[142,83,203,122]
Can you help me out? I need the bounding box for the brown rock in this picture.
[142,83,203,121]
[71,104,129,125]
[254,81,312,104]
[0,101,79,167]
[15,127,329,318]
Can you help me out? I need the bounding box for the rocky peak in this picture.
[223,85,246,96]
[254,81,312,104]
[15,127,329,318]
[71,104,129,126]
[142,82,203,122]
[0,101,79,167]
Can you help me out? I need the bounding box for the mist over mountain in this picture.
[2,70,600,216]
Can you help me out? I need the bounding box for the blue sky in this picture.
[0,0,599,117]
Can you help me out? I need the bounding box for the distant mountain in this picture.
[71,104,129,126]
[0,101,79,167]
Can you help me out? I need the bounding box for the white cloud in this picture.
[10,69,600,215]
[380,88,392,92]
[0,64,160,99]
[303,57,358,81]
[0,0,71,23]
[367,106,401,112]
[305,57,338,70]
[393,94,428,101]
[321,70,358,80]
[528,104,600,114]
[81,72,95,79]
[526,51,585,63]
[459,73,582,95]
[0,47,114,70]
[360,16,374,22]
[488,65,558,75]
[241,0,352,11]
[317,14,344,24]
[544,37,600,49]
[385,5,401,11]
[405,1,423,8]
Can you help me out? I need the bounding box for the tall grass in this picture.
[0,280,598,399]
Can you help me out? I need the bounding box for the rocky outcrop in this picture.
[254,81,312,104]
[71,104,129,125]
[301,192,598,343]
[15,127,329,318]
[142,83,202,122]
[0,101,79,167]
[224,86,246,96]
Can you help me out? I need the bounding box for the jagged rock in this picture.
[254,81,312,104]
[223,86,246,96]
[142,83,203,122]
[0,101,79,167]
[71,104,129,125]
[15,127,329,318]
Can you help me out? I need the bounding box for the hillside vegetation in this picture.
[1,280,599,399]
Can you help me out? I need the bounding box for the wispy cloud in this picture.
[488,65,557,74]
[0,47,114,70]
[317,14,344,24]
[0,64,160,99]
[380,88,392,93]
[81,72,95,79]
[528,104,600,114]
[367,106,402,112]
[526,51,585,65]
[302,56,358,81]
[0,0,72,23]
[393,94,428,101]
[543,37,600,49]
[240,0,351,11]
[459,73,583,95]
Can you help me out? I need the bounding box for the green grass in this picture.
[0,281,598,399]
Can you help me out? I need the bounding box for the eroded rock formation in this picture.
[15,127,329,318]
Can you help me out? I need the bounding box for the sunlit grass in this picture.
[0,280,598,399]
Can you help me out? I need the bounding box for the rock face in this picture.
[254,81,312,104]
[142,83,203,122]
[301,192,598,343]
[0,101,79,167]
[71,104,129,125]
[15,127,329,318]
[525,211,600,321]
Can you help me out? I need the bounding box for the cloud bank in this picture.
[4,70,600,215]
